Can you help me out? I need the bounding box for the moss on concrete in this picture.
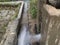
[0,4,20,42]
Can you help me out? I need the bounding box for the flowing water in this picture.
[18,0,41,45]
[18,24,30,45]
[18,0,30,45]
[18,24,41,45]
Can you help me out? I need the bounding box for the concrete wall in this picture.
[0,1,24,45]
[40,1,60,45]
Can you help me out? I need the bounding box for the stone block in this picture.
[41,4,60,45]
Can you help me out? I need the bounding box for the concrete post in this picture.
[40,0,60,45]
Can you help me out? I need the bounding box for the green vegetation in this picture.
[30,0,37,19]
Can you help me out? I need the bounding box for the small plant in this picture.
[30,0,37,19]
[30,6,37,19]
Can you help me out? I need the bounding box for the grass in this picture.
[30,0,37,19]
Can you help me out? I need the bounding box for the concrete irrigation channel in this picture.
[18,0,41,45]
[0,1,24,45]
[0,0,41,45]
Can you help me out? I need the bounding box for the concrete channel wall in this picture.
[0,1,24,45]
[40,0,60,45]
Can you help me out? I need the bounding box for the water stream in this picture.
[18,0,41,45]
[18,24,30,45]
[18,24,41,45]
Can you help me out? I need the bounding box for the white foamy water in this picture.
[18,0,41,45]
[18,25,28,45]
[29,34,41,43]
[18,25,41,45]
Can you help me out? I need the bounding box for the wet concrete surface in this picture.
[21,0,29,24]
